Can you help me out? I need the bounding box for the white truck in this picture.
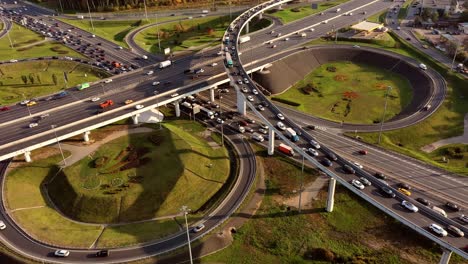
[202,10,209,14]
[77,15,84,19]
[159,60,172,69]
[252,133,264,142]
[200,106,214,119]
[285,128,299,142]
[181,102,192,109]
[300,33,307,38]
[239,36,251,44]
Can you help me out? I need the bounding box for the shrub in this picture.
[94,156,108,168]
[304,247,335,262]
[291,8,301,12]
[271,97,301,106]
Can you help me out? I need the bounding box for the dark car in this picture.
[327,152,338,161]
[96,250,109,257]
[261,101,269,107]
[321,158,332,167]
[184,69,191,74]
[380,186,396,198]
[416,197,430,206]
[343,164,355,174]
[397,182,411,190]
[293,128,302,136]
[445,201,461,211]
[0,106,10,111]
[374,172,386,180]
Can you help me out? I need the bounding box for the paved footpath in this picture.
[421,113,468,153]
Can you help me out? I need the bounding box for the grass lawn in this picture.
[97,219,181,248]
[308,34,468,175]
[49,120,230,223]
[273,61,413,124]
[366,10,387,23]
[58,17,183,48]
[0,60,105,105]
[269,0,349,24]
[134,15,232,54]
[202,151,465,264]
[0,22,85,60]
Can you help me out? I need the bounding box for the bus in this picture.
[225,52,233,68]
[77,82,90,90]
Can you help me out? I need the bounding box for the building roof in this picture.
[351,21,384,32]
[441,33,461,44]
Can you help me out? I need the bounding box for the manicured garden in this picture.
[0,22,84,60]
[273,61,413,124]
[0,60,104,105]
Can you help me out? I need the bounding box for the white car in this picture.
[152,81,160,86]
[351,179,365,190]
[277,122,286,130]
[359,177,371,186]
[258,128,268,134]
[216,118,224,124]
[193,224,205,233]
[352,161,363,169]
[211,62,218,67]
[401,200,419,212]
[237,79,243,85]
[9,59,18,63]
[419,63,427,70]
[396,26,401,30]
[284,37,289,41]
[252,89,259,95]
[310,140,320,149]
[309,28,315,32]
[241,86,249,93]
[243,78,249,84]
[54,249,70,257]
[429,223,448,237]
[104,79,113,83]
[322,20,328,24]
[353,45,361,48]
[118,46,123,50]
[29,122,38,128]
[277,113,285,120]
[246,95,254,102]
[308,148,319,156]
[20,100,30,105]
[257,104,265,111]
[135,104,144,110]
[91,97,100,102]
[147,70,154,75]
[0,220,5,230]
[171,93,179,98]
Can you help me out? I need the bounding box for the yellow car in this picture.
[124,99,133,105]
[398,188,411,196]
[26,101,37,107]
[422,44,429,49]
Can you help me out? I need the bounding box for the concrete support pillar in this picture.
[236,88,246,116]
[83,131,90,142]
[175,101,181,117]
[246,21,249,34]
[24,151,32,163]
[259,12,263,20]
[326,178,336,212]
[132,114,140,125]
[278,4,283,10]
[268,128,275,155]
[210,88,215,102]
[439,250,452,264]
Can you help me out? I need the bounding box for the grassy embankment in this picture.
[273,61,413,124]
[307,33,468,175]
[0,60,104,105]
[0,22,85,60]
[269,0,350,24]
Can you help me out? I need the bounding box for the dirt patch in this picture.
[63,124,133,146]
[375,83,388,90]
[334,74,348,82]
[11,146,61,164]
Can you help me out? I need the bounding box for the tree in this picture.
[431,11,439,22]
[21,75,27,84]
[36,75,41,84]
[28,74,35,84]
[421,8,432,21]
[52,74,58,86]
[414,16,423,26]
[461,10,468,23]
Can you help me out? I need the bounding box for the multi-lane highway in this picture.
[0,0,466,262]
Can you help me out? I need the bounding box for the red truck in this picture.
[278,143,295,156]
[99,100,114,109]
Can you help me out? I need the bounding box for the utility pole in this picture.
[378,86,392,144]
[450,42,460,72]
[51,125,67,166]
[180,206,193,264]
[86,0,95,32]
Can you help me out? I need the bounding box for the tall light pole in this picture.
[22,93,32,117]
[378,86,392,144]
[156,13,161,52]
[180,206,193,264]
[450,42,461,72]
[57,0,64,14]
[218,89,224,147]
[51,125,67,166]
[86,0,95,32]
[153,91,162,129]
[143,0,149,22]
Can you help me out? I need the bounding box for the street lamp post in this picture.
[378,86,392,144]
[153,91,162,129]
[51,125,67,166]
[86,0,95,32]
[298,154,305,213]
[180,206,193,264]
[22,93,32,117]
[143,0,149,22]
[218,90,224,147]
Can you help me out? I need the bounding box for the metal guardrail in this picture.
[223,0,468,260]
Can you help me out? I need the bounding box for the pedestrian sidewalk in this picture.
[421,113,468,152]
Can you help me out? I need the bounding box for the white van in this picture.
[431,206,447,217]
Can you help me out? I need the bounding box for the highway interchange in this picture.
[0,0,467,262]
